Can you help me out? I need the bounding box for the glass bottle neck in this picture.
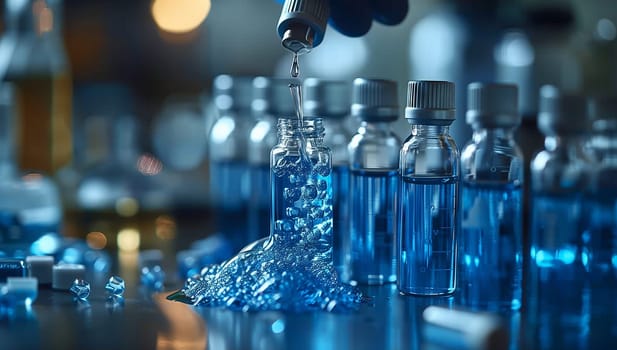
[360,121,391,132]
[277,117,325,142]
[411,124,450,137]
[544,135,587,153]
[472,127,516,143]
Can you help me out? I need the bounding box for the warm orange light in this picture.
[86,231,108,250]
[153,293,207,349]
[151,0,211,34]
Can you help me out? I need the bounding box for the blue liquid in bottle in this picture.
[529,194,591,349]
[332,165,351,281]
[398,176,457,295]
[459,181,522,311]
[349,169,397,284]
[271,155,333,261]
[209,161,249,249]
[248,164,271,243]
[587,188,617,284]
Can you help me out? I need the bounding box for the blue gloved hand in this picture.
[277,0,409,37]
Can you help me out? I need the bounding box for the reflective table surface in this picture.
[1,212,615,350]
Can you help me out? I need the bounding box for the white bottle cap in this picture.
[52,264,86,290]
[26,256,55,285]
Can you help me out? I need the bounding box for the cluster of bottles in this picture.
[169,76,363,312]
[189,72,616,318]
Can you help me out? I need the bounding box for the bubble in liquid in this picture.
[302,184,318,200]
[316,179,328,191]
[286,207,300,217]
[284,188,301,202]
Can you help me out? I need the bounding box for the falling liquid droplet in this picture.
[290,54,299,78]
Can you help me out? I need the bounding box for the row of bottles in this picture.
[206,74,616,317]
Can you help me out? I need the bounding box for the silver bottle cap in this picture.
[351,78,398,122]
[538,85,589,135]
[589,95,617,132]
[303,78,350,118]
[277,0,329,54]
[466,82,520,129]
[213,75,253,113]
[405,80,455,125]
[255,77,302,117]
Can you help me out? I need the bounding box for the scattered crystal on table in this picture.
[105,276,125,297]
[70,278,91,300]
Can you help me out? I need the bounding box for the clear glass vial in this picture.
[304,78,352,282]
[527,86,593,350]
[398,80,459,296]
[348,78,401,285]
[458,83,524,311]
[270,117,333,262]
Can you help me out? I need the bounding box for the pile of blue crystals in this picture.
[167,151,363,312]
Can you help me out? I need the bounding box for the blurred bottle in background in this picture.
[151,95,209,209]
[208,75,253,250]
[0,0,72,174]
[0,83,62,258]
[586,93,617,350]
[246,77,278,243]
[587,95,617,284]
[458,83,524,312]
[71,84,167,214]
[527,86,592,350]
[303,78,352,282]
[494,3,583,246]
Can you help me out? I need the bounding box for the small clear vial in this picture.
[304,78,352,282]
[208,75,254,249]
[270,117,333,262]
[248,77,296,243]
[587,96,617,284]
[348,78,401,285]
[458,83,523,311]
[398,80,459,296]
[528,86,592,349]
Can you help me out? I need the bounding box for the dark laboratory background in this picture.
[0,0,615,255]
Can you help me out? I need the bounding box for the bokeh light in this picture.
[115,197,140,217]
[86,231,108,250]
[137,153,164,176]
[151,0,211,34]
[155,215,177,240]
[117,228,141,252]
